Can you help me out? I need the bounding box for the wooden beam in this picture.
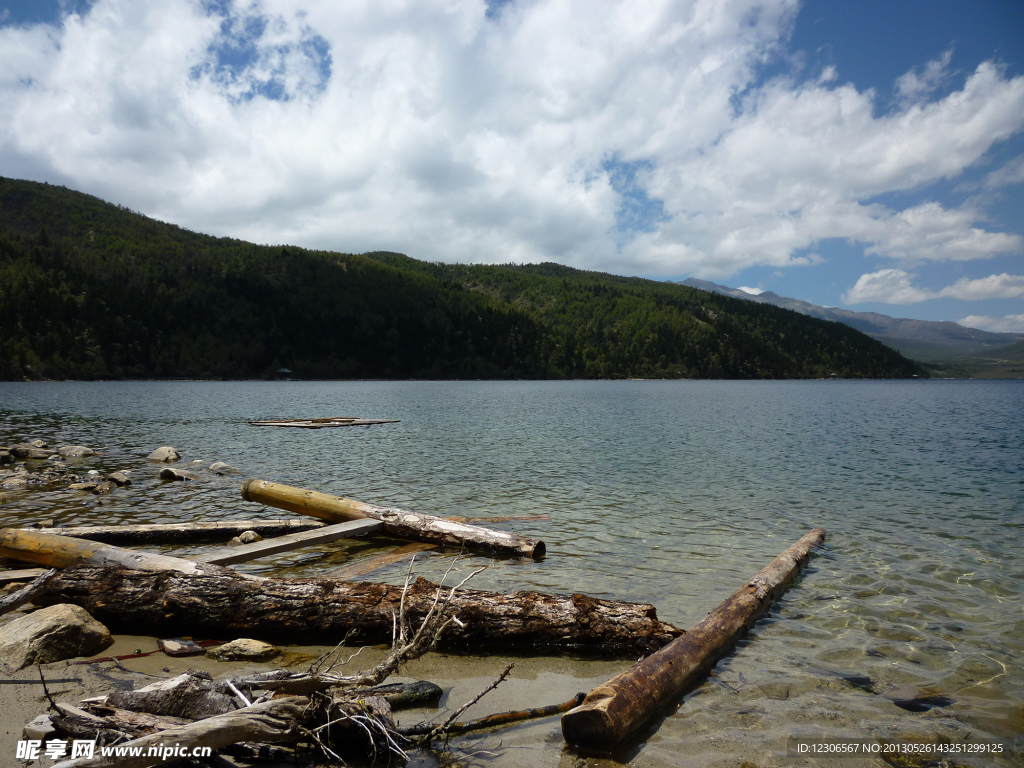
[197,519,385,566]
[323,542,438,579]
[0,568,49,584]
[561,528,827,752]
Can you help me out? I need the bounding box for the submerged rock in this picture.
[208,461,239,475]
[159,467,197,481]
[207,638,279,662]
[11,444,51,460]
[883,685,954,713]
[147,446,181,462]
[0,603,113,670]
[58,445,97,458]
[106,470,132,486]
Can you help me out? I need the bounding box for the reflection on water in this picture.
[1,380,1022,766]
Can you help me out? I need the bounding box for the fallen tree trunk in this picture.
[38,565,682,657]
[561,528,827,752]
[29,519,325,545]
[0,529,240,577]
[241,478,545,559]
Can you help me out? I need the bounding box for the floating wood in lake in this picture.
[248,417,400,429]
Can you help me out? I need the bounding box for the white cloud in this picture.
[894,49,953,107]
[0,0,1023,277]
[981,154,1024,190]
[737,285,763,295]
[842,269,933,304]
[843,269,1024,304]
[958,314,1024,333]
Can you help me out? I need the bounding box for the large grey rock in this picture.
[0,604,113,670]
[58,445,96,458]
[207,638,279,662]
[147,446,181,462]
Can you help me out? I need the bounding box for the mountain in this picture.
[679,278,1024,363]
[0,176,925,380]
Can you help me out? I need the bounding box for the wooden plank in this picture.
[28,519,325,546]
[197,519,385,566]
[323,542,438,579]
[0,568,49,584]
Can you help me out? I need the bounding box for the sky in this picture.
[1,0,1023,331]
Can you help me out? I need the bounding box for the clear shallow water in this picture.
[1,380,1022,766]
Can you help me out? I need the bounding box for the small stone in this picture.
[208,462,239,475]
[160,467,197,481]
[93,480,117,495]
[0,603,113,670]
[29,439,48,448]
[207,638,279,662]
[68,481,100,492]
[106,471,132,486]
[22,714,57,741]
[147,446,181,462]
[0,451,13,465]
[58,445,97,458]
[189,459,204,466]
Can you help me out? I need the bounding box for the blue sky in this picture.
[1,0,1022,331]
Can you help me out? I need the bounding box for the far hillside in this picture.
[0,177,925,381]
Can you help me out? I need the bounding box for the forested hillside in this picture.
[0,177,924,380]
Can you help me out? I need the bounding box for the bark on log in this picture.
[241,478,545,559]
[561,528,827,752]
[38,566,682,657]
[0,528,241,578]
[27,519,325,546]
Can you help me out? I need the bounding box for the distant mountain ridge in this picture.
[679,278,1024,362]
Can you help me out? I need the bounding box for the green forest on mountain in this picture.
[0,177,924,381]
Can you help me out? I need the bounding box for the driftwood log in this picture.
[241,478,545,559]
[0,529,241,577]
[561,528,827,751]
[37,566,682,656]
[28,519,325,546]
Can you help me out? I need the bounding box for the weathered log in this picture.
[27,519,326,546]
[241,478,545,559]
[0,528,240,578]
[38,566,682,657]
[561,528,827,752]
[51,696,309,768]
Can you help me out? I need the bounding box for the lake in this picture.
[1,380,1021,766]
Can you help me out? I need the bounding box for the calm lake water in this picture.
[1,380,1022,767]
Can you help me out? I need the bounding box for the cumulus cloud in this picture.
[958,314,1024,333]
[737,286,763,295]
[0,0,1023,277]
[843,270,1024,304]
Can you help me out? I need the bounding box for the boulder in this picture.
[147,446,181,462]
[207,638,279,662]
[159,467,197,481]
[208,462,239,475]
[0,604,113,670]
[106,471,132,486]
[58,445,96,458]
[0,450,13,465]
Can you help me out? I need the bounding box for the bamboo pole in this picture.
[240,479,545,559]
[560,528,827,752]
